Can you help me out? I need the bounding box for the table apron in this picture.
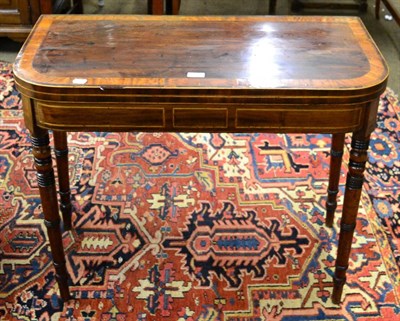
[33,101,366,133]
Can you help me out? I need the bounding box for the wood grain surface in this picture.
[14,15,388,96]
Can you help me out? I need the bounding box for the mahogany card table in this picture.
[13,15,388,304]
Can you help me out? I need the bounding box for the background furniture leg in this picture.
[74,0,84,13]
[148,0,164,14]
[32,130,71,300]
[166,0,181,14]
[53,131,72,231]
[332,133,369,304]
[326,133,345,227]
[269,0,277,14]
[375,0,381,19]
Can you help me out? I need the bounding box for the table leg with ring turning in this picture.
[53,131,72,231]
[326,133,345,227]
[332,131,370,304]
[31,129,71,300]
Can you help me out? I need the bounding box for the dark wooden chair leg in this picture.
[53,131,72,231]
[74,0,84,14]
[269,0,277,14]
[326,133,345,227]
[148,0,164,14]
[375,0,381,19]
[166,0,181,14]
[291,0,303,12]
[172,0,181,14]
[332,133,369,304]
[32,130,71,300]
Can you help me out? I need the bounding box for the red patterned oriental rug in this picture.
[0,61,399,320]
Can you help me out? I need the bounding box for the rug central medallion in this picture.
[163,202,314,288]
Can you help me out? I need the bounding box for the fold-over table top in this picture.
[14,15,388,100]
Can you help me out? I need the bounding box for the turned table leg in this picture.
[32,129,71,300]
[53,131,72,231]
[326,133,345,227]
[332,133,369,304]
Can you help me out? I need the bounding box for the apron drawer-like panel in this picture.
[173,108,228,129]
[236,107,363,131]
[35,103,165,130]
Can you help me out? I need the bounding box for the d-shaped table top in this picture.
[14,15,388,102]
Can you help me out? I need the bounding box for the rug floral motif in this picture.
[0,61,399,320]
